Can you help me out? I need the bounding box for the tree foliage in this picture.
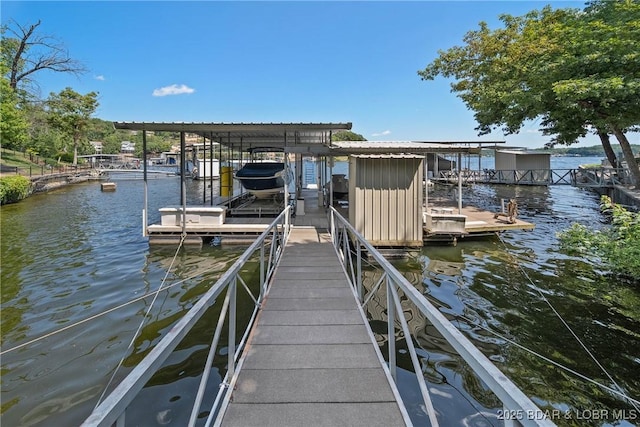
[332,130,367,141]
[0,64,28,148]
[558,195,640,280]
[419,0,640,186]
[46,87,99,165]
[1,19,92,160]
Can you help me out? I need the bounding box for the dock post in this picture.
[143,130,148,237]
[259,244,266,297]
[458,152,463,214]
[221,166,233,197]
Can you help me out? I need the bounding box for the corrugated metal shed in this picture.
[495,150,551,183]
[496,150,551,169]
[349,154,423,247]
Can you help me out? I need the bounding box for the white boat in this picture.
[325,174,349,199]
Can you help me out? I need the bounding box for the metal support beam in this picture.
[210,132,214,205]
[180,132,187,234]
[142,131,148,237]
[387,276,396,382]
[458,152,463,214]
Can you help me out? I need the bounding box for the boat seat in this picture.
[159,206,227,226]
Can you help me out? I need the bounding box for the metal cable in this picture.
[1,251,213,356]
[93,234,187,409]
[484,233,639,408]
[429,291,640,406]
[352,237,639,408]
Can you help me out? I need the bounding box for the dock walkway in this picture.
[219,226,408,426]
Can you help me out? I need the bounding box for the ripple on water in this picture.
[3,177,639,426]
[388,185,640,425]
[1,179,249,426]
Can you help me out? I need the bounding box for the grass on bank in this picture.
[0,148,65,169]
[0,148,44,169]
[0,148,78,204]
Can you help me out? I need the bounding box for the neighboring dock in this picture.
[218,226,409,426]
[145,190,333,244]
[145,188,536,245]
[424,199,535,243]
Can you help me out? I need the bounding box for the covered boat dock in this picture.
[80,121,549,426]
[113,121,533,246]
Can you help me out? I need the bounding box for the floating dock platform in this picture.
[147,191,331,245]
[423,200,535,243]
[147,190,534,246]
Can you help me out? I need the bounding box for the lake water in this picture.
[1,157,638,426]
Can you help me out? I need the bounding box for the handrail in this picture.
[81,206,292,427]
[435,167,630,187]
[328,206,554,427]
[572,167,628,187]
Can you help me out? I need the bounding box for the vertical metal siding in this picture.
[517,154,551,182]
[349,155,423,247]
[516,154,550,171]
[495,151,517,170]
[496,151,551,183]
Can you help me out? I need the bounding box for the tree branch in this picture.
[4,19,87,92]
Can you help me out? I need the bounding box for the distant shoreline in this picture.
[480,143,640,158]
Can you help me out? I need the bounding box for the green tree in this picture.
[332,130,367,141]
[1,20,89,160]
[419,0,640,186]
[142,136,173,156]
[46,87,99,165]
[0,66,28,149]
[22,101,64,159]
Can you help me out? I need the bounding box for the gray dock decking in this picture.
[220,227,408,426]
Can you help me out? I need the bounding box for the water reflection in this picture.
[0,179,250,426]
[365,239,639,425]
[368,184,640,426]
[122,254,264,426]
[3,173,639,426]
[362,261,505,425]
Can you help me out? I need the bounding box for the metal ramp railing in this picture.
[328,206,555,427]
[82,207,292,427]
[436,167,631,187]
[572,167,629,187]
[83,202,556,426]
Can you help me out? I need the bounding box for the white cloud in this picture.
[152,84,195,97]
[94,75,105,81]
[371,130,392,137]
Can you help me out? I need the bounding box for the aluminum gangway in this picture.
[217,226,410,426]
[82,194,554,426]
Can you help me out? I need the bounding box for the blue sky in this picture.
[3,0,624,149]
